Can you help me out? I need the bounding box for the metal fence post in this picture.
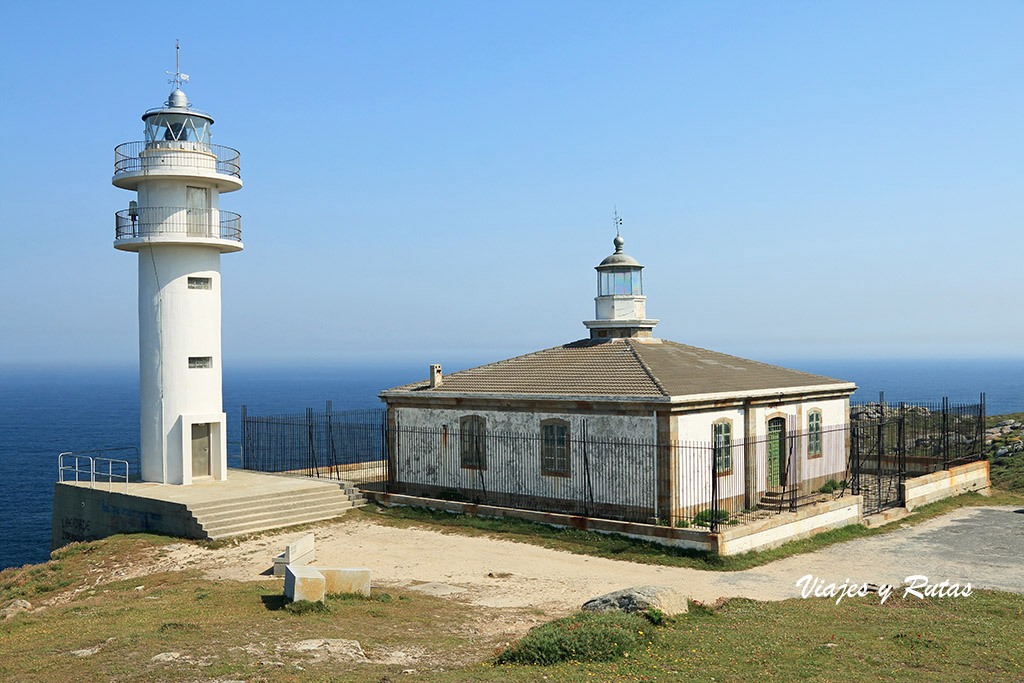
[898,403,906,506]
[942,397,949,470]
[240,404,247,470]
[710,442,719,533]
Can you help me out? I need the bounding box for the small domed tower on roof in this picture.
[583,218,658,339]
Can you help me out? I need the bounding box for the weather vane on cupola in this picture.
[613,206,623,237]
[165,39,190,89]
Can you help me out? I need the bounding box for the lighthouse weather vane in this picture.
[613,207,623,236]
[166,39,190,89]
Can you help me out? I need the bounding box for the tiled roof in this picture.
[382,338,852,399]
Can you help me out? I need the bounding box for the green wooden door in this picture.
[767,418,786,487]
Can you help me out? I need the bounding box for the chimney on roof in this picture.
[429,364,442,388]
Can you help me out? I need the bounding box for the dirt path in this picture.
[150,505,1024,613]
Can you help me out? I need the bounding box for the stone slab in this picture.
[273,533,316,576]
[315,567,372,596]
[284,566,325,603]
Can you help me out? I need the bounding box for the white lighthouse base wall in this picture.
[137,244,225,485]
[178,413,228,484]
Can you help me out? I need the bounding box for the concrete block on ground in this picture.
[314,567,372,596]
[284,566,325,603]
[273,533,315,577]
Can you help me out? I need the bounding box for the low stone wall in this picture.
[51,483,205,549]
[902,460,990,512]
[712,496,863,556]
[365,491,716,551]
[366,491,864,555]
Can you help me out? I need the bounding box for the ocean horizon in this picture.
[2,357,1022,571]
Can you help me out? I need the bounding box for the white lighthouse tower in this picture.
[112,54,242,485]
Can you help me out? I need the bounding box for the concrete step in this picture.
[195,491,352,523]
[188,485,345,513]
[197,499,357,533]
[202,507,355,538]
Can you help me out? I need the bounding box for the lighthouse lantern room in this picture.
[112,51,242,485]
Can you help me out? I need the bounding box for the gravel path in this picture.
[158,505,1024,612]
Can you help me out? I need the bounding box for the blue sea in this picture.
[2,358,1022,571]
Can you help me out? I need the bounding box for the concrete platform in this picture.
[52,469,366,549]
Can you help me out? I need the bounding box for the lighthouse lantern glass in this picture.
[599,268,642,297]
[144,114,212,146]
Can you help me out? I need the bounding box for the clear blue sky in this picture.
[2,1,1022,372]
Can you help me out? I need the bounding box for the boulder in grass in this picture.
[2,600,31,620]
[582,585,688,616]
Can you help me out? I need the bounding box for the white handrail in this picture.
[57,449,135,494]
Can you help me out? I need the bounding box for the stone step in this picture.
[195,491,352,523]
[203,511,352,540]
[202,507,355,539]
[188,484,345,513]
[197,500,357,535]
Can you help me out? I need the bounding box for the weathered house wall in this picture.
[392,406,658,509]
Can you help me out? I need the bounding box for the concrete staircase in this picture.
[758,485,798,512]
[188,480,367,539]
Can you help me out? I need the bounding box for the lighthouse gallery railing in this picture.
[115,207,241,241]
[113,141,241,178]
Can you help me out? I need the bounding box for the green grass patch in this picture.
[986,412,1024,494]
[0,534,174,604]
[986,412,1024,429]
[158,622,200,632]
[285,599,330,615]
[492,611,656,665]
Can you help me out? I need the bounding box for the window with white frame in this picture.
[713,421,732,473]
[808,411,822,457]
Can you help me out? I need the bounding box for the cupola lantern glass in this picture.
[598,268,643,296]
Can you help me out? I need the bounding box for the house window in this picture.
[460,416,486,469]
[713,421,732,473]
[188,356,213,369]
[540,419,570,476]
[808,411,822,458]
[188,276,212,290]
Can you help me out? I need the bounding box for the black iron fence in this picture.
[850,394,985,513]
[239,395,986,531]
[240,404,386,485]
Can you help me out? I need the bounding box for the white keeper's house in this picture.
[380,232,856,523]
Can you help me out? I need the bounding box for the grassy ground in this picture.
[984,413,1024,493]
[0,535,515,682]
[2,536,1022,682]
[357,487,1024,573]
[5,419,1022,681]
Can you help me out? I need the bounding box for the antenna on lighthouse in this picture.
[165,40,190,88]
